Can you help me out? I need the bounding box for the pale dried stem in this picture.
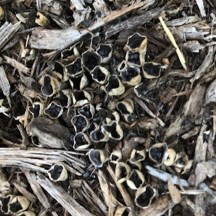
[13,181,37,203]
[107,165,135,214]
[35,174,94,216]
[83,181,107,214]
[24,172,50,209]
[134,97,165,127]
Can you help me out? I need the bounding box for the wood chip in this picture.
[195,0,206,17]
[194,124,208,164]
[183,84,206,119]
[166,16,200,27]
[0,65,10,105]
[205,78,216,105]
[0,22,21,50]
[190,46,214,83]
[168,178,181,204]
[105,1,159,38]
[195,160,216,186]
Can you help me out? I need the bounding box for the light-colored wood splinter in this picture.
[159,16,187,70]
[0,65,11,106]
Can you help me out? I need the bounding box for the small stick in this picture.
[13,181,37,203]
[145,165,189,187]
[83,181,107,214]
[24,172,51,209]
[35,173,94,216]
[134,97,165,127]
[64,163,82,176]
[107,165,135,214]
[17,124,29,149]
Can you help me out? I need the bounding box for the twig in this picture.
[17,124,29,149]
[13,181,37,203]
[83,181,107,215]
[24,172,51,209]
[134,97,165,127]
[35,173,94,216]
[107,165,135,214]
[145,165,189,187]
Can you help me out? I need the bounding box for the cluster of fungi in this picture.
[17,31,192,215]
[0,28,196,215]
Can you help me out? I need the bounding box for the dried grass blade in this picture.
[159,16,187,70]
